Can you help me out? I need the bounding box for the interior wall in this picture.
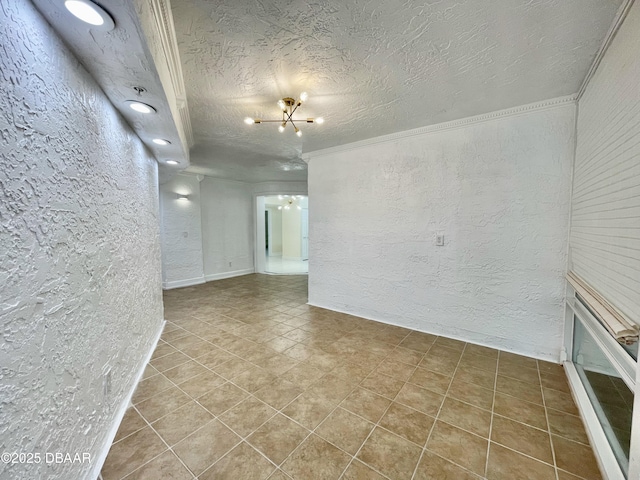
[0,2,164,479]
[282,207,303,259]
[307,101,576,361]
[570,0,640,326]
[268,207,283,255]
[159,174,205,289]
[200,177,254,280]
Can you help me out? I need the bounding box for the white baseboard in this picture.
[205,268,254,282]
[306,301,561,363]
[87,319,165,480]
[282,256,302,261]
[162,276,206,290]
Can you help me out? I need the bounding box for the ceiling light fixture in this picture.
[128,101,156,114]
[152,138,171,145]
[64,0,115,30]
[244,92,324,136]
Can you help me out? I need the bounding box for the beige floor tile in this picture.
[495,374,543,405]
[439,397,491,438]
[101,427,167,480]
[357,427,422,480]
[219,396,277,437]
[253,379,303,410]
[280,362,326,387]
[199,442,275,480]
[553,435,603,480]
[454,364,496,390]
[399,334,435,353]
[491,414,553,464]
[384,346,425,366]
[541,371,571,394]
[247,413,310,465]
[433,337,467,351]
[499,352,538,369]
[281,391,337,429]
[379,401,435,446]
[547,408,590,444]
[231,366,276,393]
[267,469,293,480]
[141,364,159,380]
[176,370,226,398]
[408,367,452,394]
[162,360,208,383]
[459,352,499,373]
[340,387,392,423]
[136,386,191,423]
[282,434,351,480]
[316,407,374,455]
[395,382,444,416]
[360,371,405,399]
[557,469,588,480]
[150,351,191,372]
[427,421,488,476]
[447,378,494,410]
[122,450,191,480]
[152,401,214,446]
[173,419,241,476]
[180,339,214,359]
[132,374,174,404]
[341,460,387,480]
[493,392,547,430]
[463,345,498,360]
[374,359,416,381]
[542,387,579,415]
[307,373,358,404]
[151,342,178,360]
[486,443,555,480]
[198,382,249,416]
[414,450,482,480]
[113,407,147,443]
[498,362,540,383]
[213,356,254,379]
[419,354,459,376]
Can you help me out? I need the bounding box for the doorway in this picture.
[256,195,308,275]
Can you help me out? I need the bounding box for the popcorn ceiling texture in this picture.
[0,2,164,479]
[307,103,576,362]
[171,0,621,181]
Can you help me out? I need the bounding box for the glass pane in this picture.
[573,316,633,477]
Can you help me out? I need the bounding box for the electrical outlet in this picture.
[103,367,112,399]
[435,234,445,246]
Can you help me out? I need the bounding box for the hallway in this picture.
[101,275,600,480]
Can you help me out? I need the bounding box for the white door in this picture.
[301,208,309,261]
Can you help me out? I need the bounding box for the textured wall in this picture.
[159,174,205,288]
[282,208,302,260]
[200,177,254,279]
[0,2,164,479]
[570,1,640,326]
[308,102,575,361]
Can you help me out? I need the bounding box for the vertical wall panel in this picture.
[571,1,640,325]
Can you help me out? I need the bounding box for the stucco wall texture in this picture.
[308,103,576,361]
[0,2,164,479]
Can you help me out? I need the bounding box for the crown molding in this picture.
[577,0,636,101]
[303,95,577,162]
[147,0,194,148]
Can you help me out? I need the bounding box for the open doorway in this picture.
[256,195,308,275]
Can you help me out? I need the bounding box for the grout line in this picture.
[538,359,562,480]
[483,350,500,477]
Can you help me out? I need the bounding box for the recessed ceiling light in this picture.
[152,138,171,145]
[64,0,115,30]
[128,101,156,114]
[166,160,178,165]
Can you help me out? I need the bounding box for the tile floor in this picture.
[101,274,602,480]
[264,255,309,275]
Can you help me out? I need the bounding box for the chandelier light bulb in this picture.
[316,117,324,124]
[278,206,282,210]
[296,129,302,137]
[285,205,290,210]
[278,124,285,133]
[244,117,254,125]
[299,92,308,102]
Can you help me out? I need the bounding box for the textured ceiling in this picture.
[172,0,622,182]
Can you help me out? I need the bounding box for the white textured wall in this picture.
[570,1,640,326]
[268,207,283,255]
[308,102,576,361]
[159,174,205,288]
[283,208,302,259]
[0,2,164,479]
[201,177,254,279]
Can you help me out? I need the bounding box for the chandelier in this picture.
[244,92,324,137]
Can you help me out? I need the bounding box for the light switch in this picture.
[435,234,445,246]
